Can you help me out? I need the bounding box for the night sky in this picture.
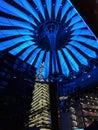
[71,0,98,38]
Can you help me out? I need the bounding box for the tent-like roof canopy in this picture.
[0,0,98,79]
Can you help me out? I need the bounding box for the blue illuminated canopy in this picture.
[0,0,98,78]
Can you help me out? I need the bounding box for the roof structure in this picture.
[0,0,98,78]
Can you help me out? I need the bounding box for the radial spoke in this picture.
[69,41,97,58]
[14,0,40,22]
[62,48,79,72]
[0,17,33,30]
[35,51,45,68]
[69,15,81,26]
[19,45,37,60]
[0,29,33,36]
[65,8,76,23]
[0,0,37,26]
[27,48,41,65]
[72,29,93,37]
[58,50,69,76]
[71,36,98,49]
[61,1,71,20]
[42,51,50,78]
[9,41,35,55]
[66,45,88,66]
[55,0,62,19]
[33,0,45,19]
[0,36,33,51]
[45,0,52,19]
[72,22,86,30]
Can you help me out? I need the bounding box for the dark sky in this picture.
[71,0,98,38]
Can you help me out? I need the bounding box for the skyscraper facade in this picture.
[29,82,51,130]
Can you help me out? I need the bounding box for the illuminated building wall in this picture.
[29,82,51,130]
[69,86,98,129]
[79,85,98,128]
[59,84,98,130]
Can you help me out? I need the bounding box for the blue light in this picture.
[19,45,37,60]
[0,36,33,51]
[66,45,88,66]
[62,48,79,72]
[72,29,92,36]
[42,51,50,78]
[61,1,71,20]
[69,15,81,26]
[27,48,41,65]
[0,34,12,38]
[45,0,52,19]
[0,29,32,36]
[52,55,55,74]
[0,0,98,78]
[69,41,97,58]
[0,0,37,26]
[65,8,76,23]
[72,22,86,30]
[58,50,69,76]
[55,0,62,19]
[33,0,45,19]
[52,51,59,74]
[35,51,45,76]
[54,58,59,74]
[9,41,35,55]
[71,36,98,49]
[85,39,98,49]
[0,17,33,30]
[14,0,40,22]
